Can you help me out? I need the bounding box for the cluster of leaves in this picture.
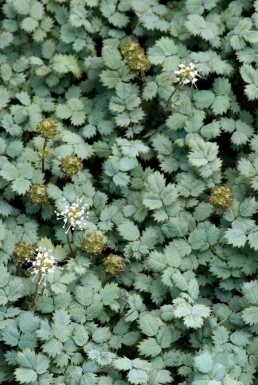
[0,1,258,385]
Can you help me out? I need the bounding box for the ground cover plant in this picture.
[0,0,258,384]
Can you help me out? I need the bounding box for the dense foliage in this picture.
[1,0,258,384]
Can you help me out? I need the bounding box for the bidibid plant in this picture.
[0,1,258,385]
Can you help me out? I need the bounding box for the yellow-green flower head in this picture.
[55,198,89,233]
[103,254,125,276]
[12,241,35,264]
[36,119,58,139]
[209,185,234,210]
[175,63,200,85]
[27,184,50,207]
[120,40,150,75]
[60,154,83,176]
[81,233,106,256]
[28,248,55,281]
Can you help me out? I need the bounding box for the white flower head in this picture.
[175,62,200,85]
[55,197,89,233]
[28,248,55,281]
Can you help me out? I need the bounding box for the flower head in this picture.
[36,119,58,139]
[60,154,83,177]
[27,184,50,207]
[28,248,55,280]
[12,241,35,264]
[120,40,150,76]
[81,233,106,257]
[174,62,199,85]
[103,254,126,276]
[55,198,89,233]
[209,185,234,211]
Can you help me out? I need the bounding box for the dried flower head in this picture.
[12,241,35,264]
[27,184,50,207]
[209,186,234,210]
[36,119,58,139]
[29,248,55,280]
[60,154,83,177]
[120,40,150,76]
[174,62,199,85]
[55,198,89,233]
[81,233,106,256]
[103,254,125,276]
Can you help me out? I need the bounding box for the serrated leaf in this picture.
[102,47,122,70]
[15,368,37,384]
[138,314,160,337]
[52,54,81,78]
[248,231,258,251]
[242,306,258,325]
[118,220,140,241]
[127,369,149,385]
[224,228,247,248]
[72,325,89,346]
[138,338,161,357]
[194,351,213,373]
[114,357,132,371]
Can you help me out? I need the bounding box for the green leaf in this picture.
[149,370,172,385]
[143,81,158,100]
[138,338,162,357]
[102,47,122,70]
[248,231,258,251]
[188,228,208,251]
[0,86,11,108]
[173,298,211,329]
[114,357,132,371]
[242,280,258,305]
[230,331,250,346]
[42,338,63,357]
[194,90,215,109]
[239,197,258,217]
[212,95,230,115]
[240,64,255,84]
[11,178,31,195]
[127,369,149,385]
[0,162,19,181]
[138,314,160,337]
[143,172,166,210]
[194,351,213,373]
[148,251,167,272]
[212,326,229,346]
[242,306,258,325]
[224,228,247,248]
[101,283,120,306]
[15,368,37,384]
[75,285,94,307]
[2,326,20,346]
[72,325,89,346]
[19,312,40,333]
[16,92,31,106]
[118,220,140,241]
[52,54,81,78]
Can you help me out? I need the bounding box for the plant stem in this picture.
[217,317,228,326]
[41,138,48,174]
[165,82,182,111]
[30,272,42,310]
[66,230,75,258]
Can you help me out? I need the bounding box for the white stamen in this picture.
[55,198,89,233]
